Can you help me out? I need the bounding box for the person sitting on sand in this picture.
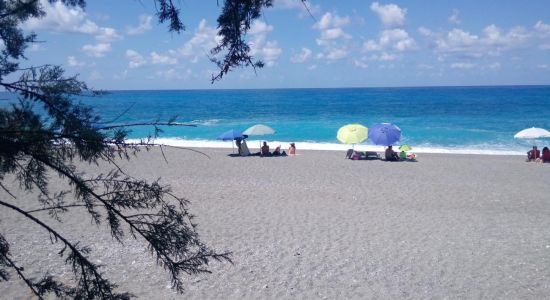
[385,145,399,161]
[261,141,270,157]
[240,139,250,156]
[288,143,296,155]
[399,150,407,160]
[527,146,541,161]
[272,145,282,156]
[235,139,242,155]
[542,147,550,163]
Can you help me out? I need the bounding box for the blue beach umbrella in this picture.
[217,129,245,141]
[368,123,401,146]
[217,129,245,153]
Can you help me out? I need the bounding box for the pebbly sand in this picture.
[1,147,549,299]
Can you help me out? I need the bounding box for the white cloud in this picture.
[82,43,111,57]
[488,62,501,69]
[150,51,178,65]
[370,52,398,61]
[261,41,283,67]
[113,70,128,80]
[363,29,417,52]
[325,48,349,60]
[156,68,193,80]
[94,27,121,43]
[126,49,147,68]
[370,2,407,28]
[418,26,433,37]
[29,43,46,52]
[448,9,461,25]
[313,12,352,60]
[127,15,153,35]
[417,63,434,70]
[450,62,476,69]
[248,21,282,67]
[291,48,312,63]
[25,0,120,42]
[364,4,413,63]
[67,56,85,67]
[537,64,548,69]
[354,59,369,69]
[89,70,102,80]
[534,21,550,49]
[314,12,350,31]
[273,0,321,18]
[307,64,317,70]
[424,25,532,59]
[534,21,550,36]
[178,19,221,63]
[249,21,273,35]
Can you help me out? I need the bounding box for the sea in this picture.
[3,86,550,155]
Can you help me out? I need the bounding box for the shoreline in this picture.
[127,138,530,156]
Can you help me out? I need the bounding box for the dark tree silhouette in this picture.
[0,0,308,298]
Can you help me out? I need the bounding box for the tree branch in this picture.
[0,252,42,299]
[0,199,113,298]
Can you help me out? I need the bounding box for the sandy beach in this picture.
[1,147,549,299]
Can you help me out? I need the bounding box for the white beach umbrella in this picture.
[514,127,550,139]
[243,124,275,136]
[243,124,276,150]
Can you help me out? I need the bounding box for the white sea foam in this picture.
[126,138,526,156]
[188,119,221,126]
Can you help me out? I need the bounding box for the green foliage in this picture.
[1,0,313,297]
[210,0,273,82]
[0,0,266,298]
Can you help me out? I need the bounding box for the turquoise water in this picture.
[3,86,550,153]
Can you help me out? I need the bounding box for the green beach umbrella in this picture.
[337,124,368,146]
[399,144,412,152]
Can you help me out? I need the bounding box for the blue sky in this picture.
[18,0,550,89]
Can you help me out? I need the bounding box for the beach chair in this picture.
[364,151,380,159]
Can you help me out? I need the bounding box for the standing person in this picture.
[527,146,541,161]
[288,143,296,155]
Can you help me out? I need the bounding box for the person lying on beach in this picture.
[261,141,271,157]
[351,151,363,160]
[288,143,296,155]
[527,146,540,161]
[385,146,400,161]
[272,145,287,156]
[542,147,550,163]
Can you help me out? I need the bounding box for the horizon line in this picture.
[2,84,550,94]
[94,84,550,92]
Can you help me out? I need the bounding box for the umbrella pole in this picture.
[232,141,235,154]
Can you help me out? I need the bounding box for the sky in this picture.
[16,0,550,89]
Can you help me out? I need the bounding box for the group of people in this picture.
[235,139,296,157]
[527,146,550,163]
[384,145,416,161]
[260,141,296,157]
[347,145,416,161]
